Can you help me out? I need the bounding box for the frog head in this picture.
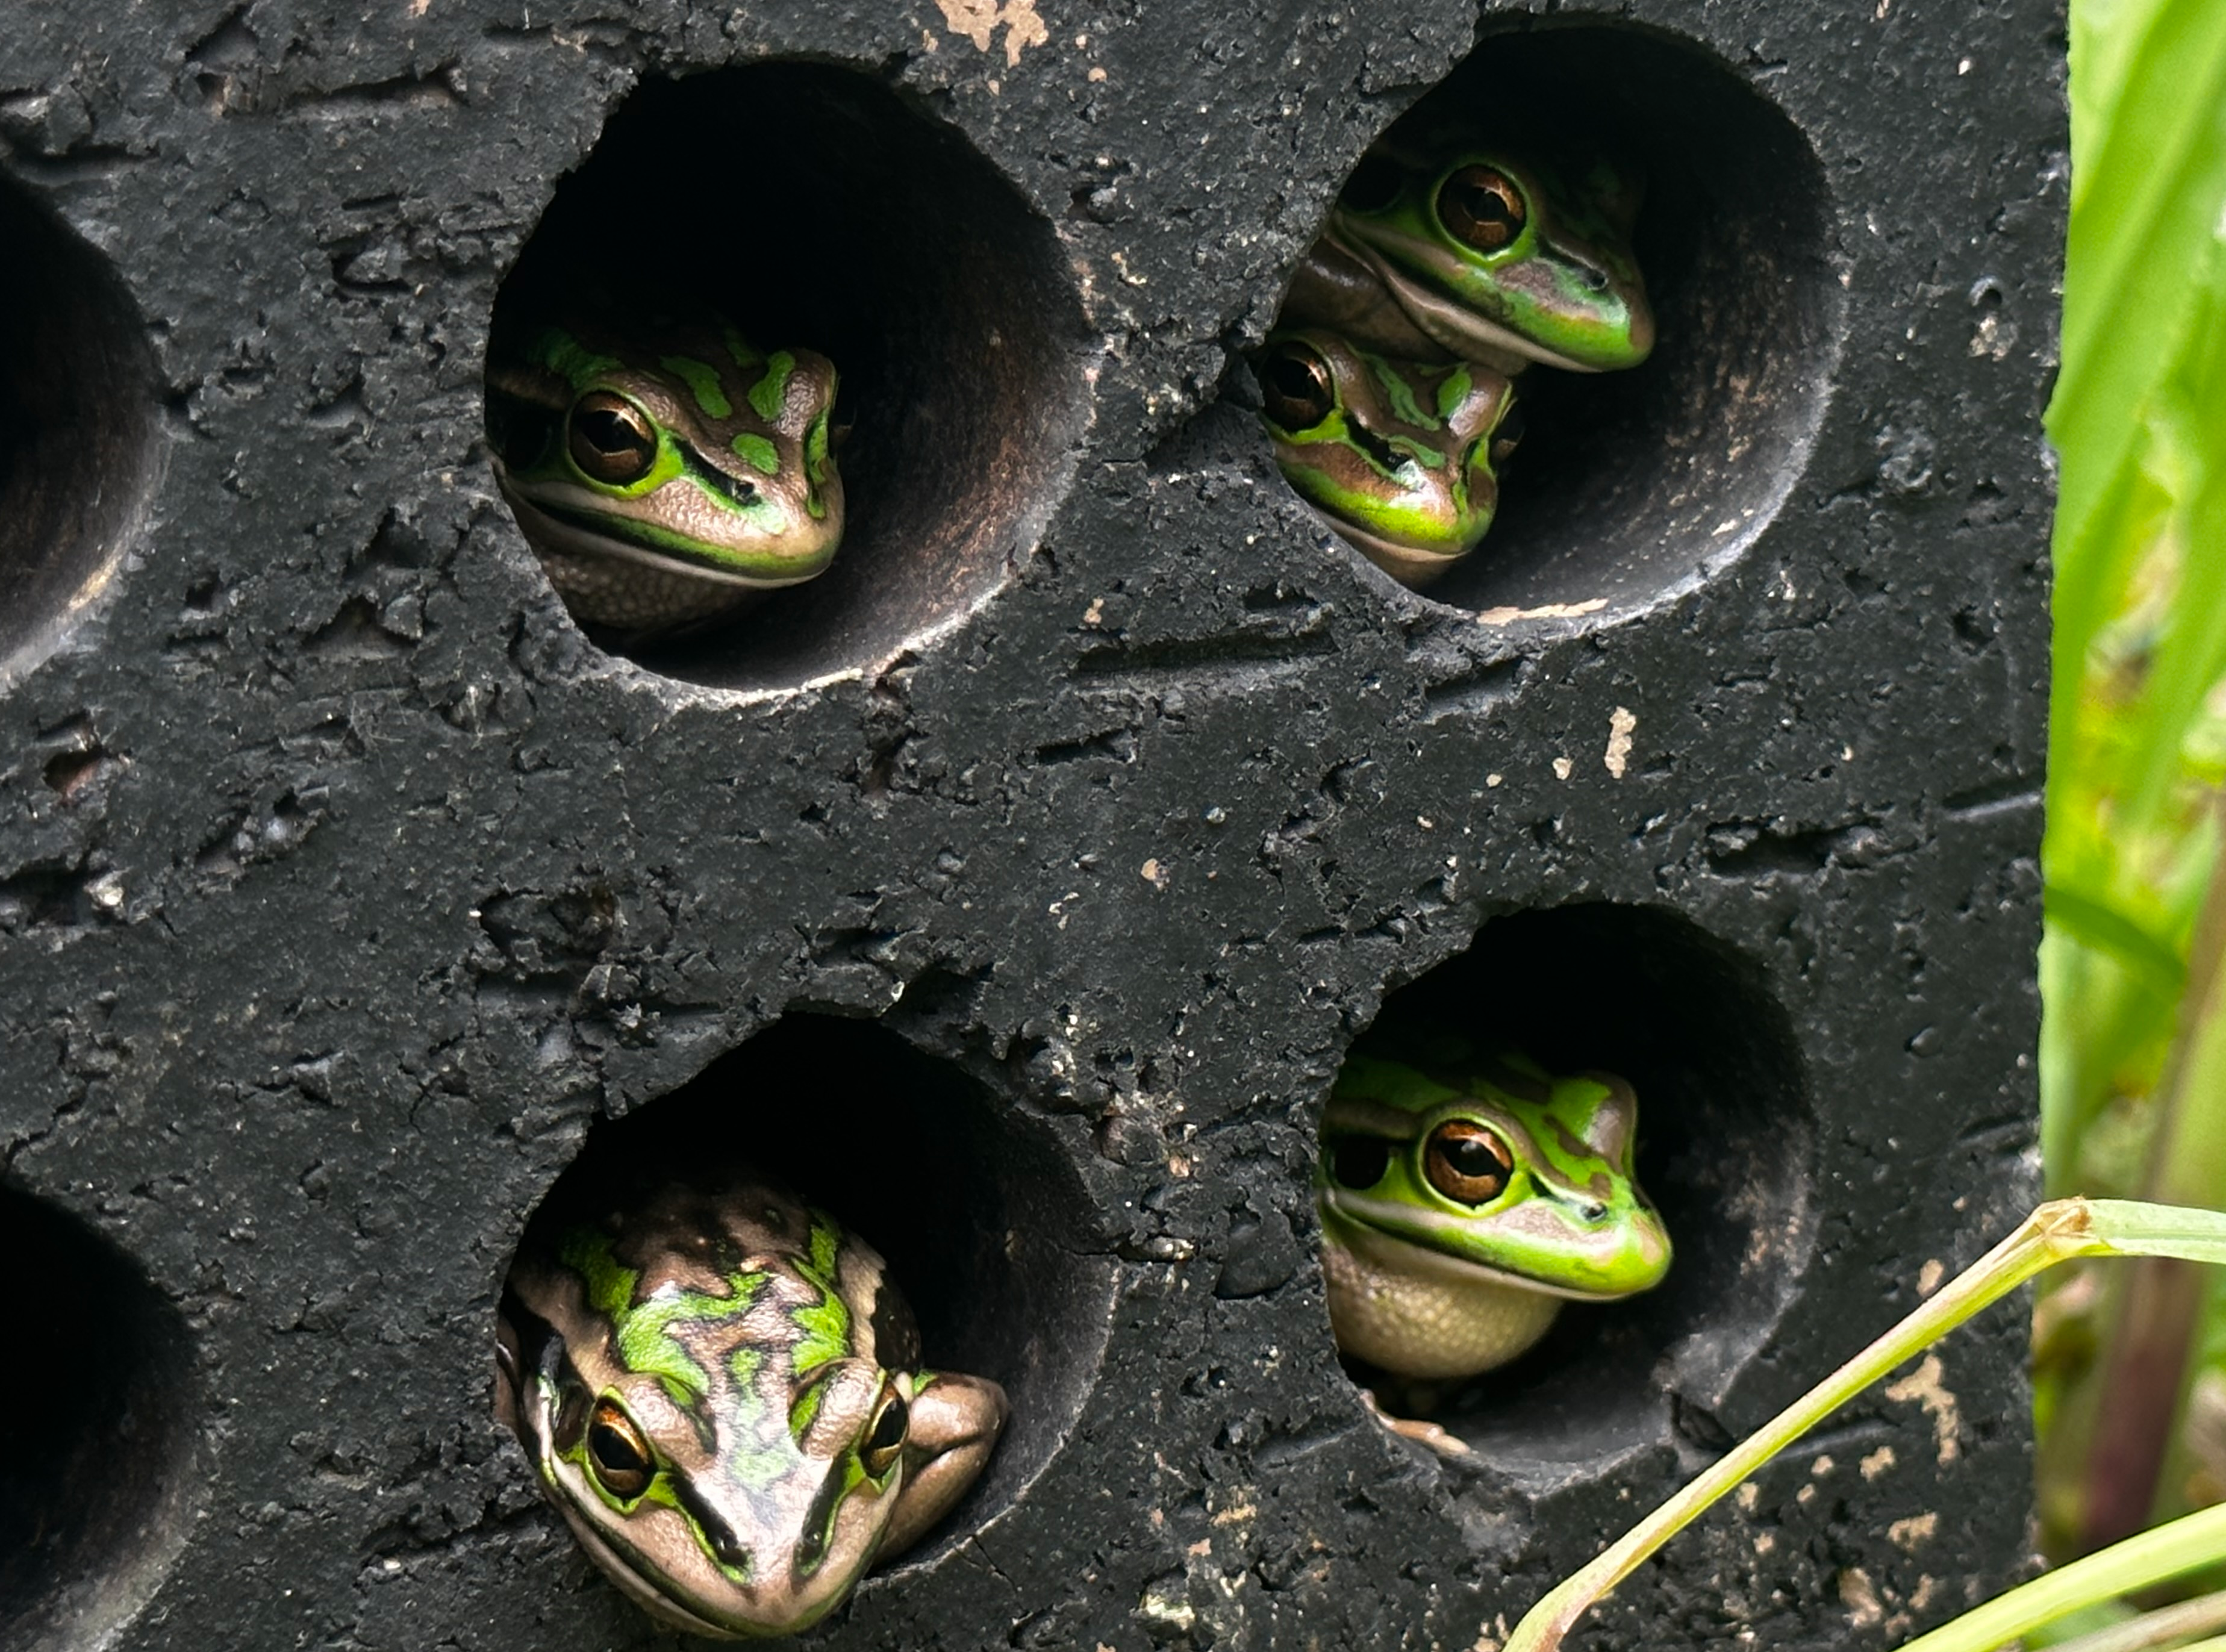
[486,310,844,631]
[1326,137,1654,375]
[497,1180,1005,1639]
[1257,326,1524,589]
[1316,1041,1671,1303]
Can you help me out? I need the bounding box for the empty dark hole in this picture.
[1330,1134,1392,1191]
[0,1183,196,1648]
[508,1015,1114,1568]
[1331,904,1814,1467]
[1283,20,1841,618]
[490,64,1092,692]
[0,175,162,684]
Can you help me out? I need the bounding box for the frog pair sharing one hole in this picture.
[494,1032,1670,1638]
[483,120,1653,636]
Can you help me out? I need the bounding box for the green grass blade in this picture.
[1897,1505,2226,1652]
[2044,1586,2226,1652]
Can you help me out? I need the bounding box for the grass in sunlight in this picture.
[2034,0,2226,1574]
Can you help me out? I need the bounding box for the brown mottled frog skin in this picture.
[497,1167,1004,1639]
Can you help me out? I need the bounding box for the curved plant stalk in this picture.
[1501,1198,2226,1652]
[2025,1583,2226,1652]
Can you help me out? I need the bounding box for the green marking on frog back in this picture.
[558,1226,766,1404]
[788,1214,855,1377]
[661,354,734,420]
[749,351,796,421]
[730,432,781,475]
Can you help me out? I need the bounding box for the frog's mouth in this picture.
[493,476,832,589]
[1318,1192,1633,1303]
[544,1498,751,1641]
[1326,226,1604,376]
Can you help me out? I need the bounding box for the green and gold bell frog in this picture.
[1265,126,1653,588]
[1315,1039,1671,1382]
[1257,328,1525,588]
[497,1167,1005,1639]
[1283,134,1655,378]
[486,307,843,633]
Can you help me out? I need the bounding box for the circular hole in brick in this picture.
[1324,903,1814,1468]
[488,64,1092,693]
[504,1014,1114,1593]
[0,1183,198,1647]
[0,175,163,686]
[1276,20,1839,616]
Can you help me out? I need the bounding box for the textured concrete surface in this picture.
[0,1,2060,1647]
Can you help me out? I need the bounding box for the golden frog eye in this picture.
[1438,164,1527,253]
[567,391,659,485]
[1489,402,1527,469]
[860,1383,909,1480]
[585,1396,656,1501]
[1259,341,1336,433]
[1423,1120,1516,1206]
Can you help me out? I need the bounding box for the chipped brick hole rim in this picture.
[487,61,1096,696]
[499,1012,1119,1595]
[0,173,164,689]
[1289,17,1843,621]
[0,1181,199,1651]
[1321,902,1816,1472]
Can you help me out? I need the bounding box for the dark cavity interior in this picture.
[0,1184,197,1649]
[1333,903,1815,1471]
[1287,20,1841,618]
[0,178,163,684]
[510,1015,1115,1571]
[489,64,1093,693]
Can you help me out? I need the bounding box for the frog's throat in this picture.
[1324,226,1603,376]
[1314,517,1468,588]
[495,485,827,590]
[1318,1196,1629,1303]
[1319,1214,1564,1379]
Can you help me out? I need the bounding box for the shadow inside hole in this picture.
[0,176,163,686]
[1280,19,1840,618]
[1333,904,1814,1467]
[490,64,1093,693]
[0,1184,198,1649]
[509,1015,1114,1568]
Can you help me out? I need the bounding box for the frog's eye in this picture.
[861,1383,910,1480]
[1438,165,1527,254]
[567,391,659,485]
[1327,1134,1392,1190]
[1489,403,1527,469]
[585,1396,656,1501]
[1423,1120,1517,1205]
[1260,342,1336,433]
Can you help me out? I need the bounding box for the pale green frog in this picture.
[497,1167,1005,1639]
[1257,328,1525,588]
[1315,1038,1671,1380]
[1283,129,1655,378]
[486,307,843,632]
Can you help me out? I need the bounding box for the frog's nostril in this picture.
[1583,1202,1607,1221]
